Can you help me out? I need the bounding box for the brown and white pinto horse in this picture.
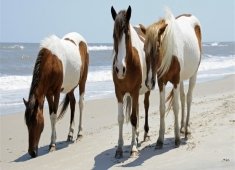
[141,8,202,148]
[111,6,151,158]
[23,32,89,158]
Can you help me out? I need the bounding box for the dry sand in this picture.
[1,75,235,170]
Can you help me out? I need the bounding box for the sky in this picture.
[0,0,235,43]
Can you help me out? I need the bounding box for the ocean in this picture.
[0,42,234,115]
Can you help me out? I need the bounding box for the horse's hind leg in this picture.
[173,85,180,147]
[77,84,85,140]
[180,81,186,133]
[185,73,197,139]
[144,91,150,141]
[67,91,76,142]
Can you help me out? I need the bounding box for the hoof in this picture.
[130,150,139,158]
[67,135,73,142]
[76,134,83,141]
[155,140,163,149]
[185,128,191,140]
[115,149,123,159]
[144,134,150,142]
[49,144,56,152]
[28,149,38,158]
[180,127,185,134]
[175,138,181,148]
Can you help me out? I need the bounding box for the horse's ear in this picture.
[23,98,28,107]
[158,23,168,36]
[126,5,132,22]
[111,6,117,21]
[139,24,146,35]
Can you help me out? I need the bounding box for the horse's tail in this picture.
[124,95,132,123]
[57,94,70,121]
[166,89,174,115]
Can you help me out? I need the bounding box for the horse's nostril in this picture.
[123,67,126,74]
[115,67,119,74]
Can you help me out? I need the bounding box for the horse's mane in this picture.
[157,8,178,78]
[25,50,43,125]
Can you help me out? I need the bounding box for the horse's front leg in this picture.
[130,92,139,157]
[156,84,165,149]
[144,91,150,141]
[115,93,124,159]
[49,92,60,152]
[173,85,181,147]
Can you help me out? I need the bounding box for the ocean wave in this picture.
[0,70,113,91]
[199,55,235,71]
[88,45,113,51]
[87,70,112,82]
[0,44,24,50]
[0,75,32,91]
[203,42,228,47]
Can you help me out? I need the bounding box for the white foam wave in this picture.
[87,70,112,82]
[0,75,32,91]
[88,45,113,51]
[203,42,227,47]
[0,44,24,50]
[199,55,235,71]
[0,70,113,92]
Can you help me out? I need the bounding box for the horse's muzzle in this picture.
[28,148,38,158]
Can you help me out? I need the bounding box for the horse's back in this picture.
[176,16,201,80]
[40,33,86,93]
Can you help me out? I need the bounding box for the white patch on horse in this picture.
[117,102,124,149]
[40,32,88,93]
[50,113,57,145]
[115,34,126,79]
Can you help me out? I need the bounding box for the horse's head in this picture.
[23,96,44,158]
[111,6,132,79]
[141,21,168,90]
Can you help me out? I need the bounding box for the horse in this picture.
[111,6,151,158]
[23,32,89,158]
[140,8,202,148]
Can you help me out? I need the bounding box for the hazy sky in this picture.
[1,0,235,43]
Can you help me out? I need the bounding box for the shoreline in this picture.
[1,75,235,170]
[1,74,234,116]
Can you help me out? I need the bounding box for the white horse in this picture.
[141,8,202,148]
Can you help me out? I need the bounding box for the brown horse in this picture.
[23,32,89,158]
[111,6,151,158]
[141,8,202,148]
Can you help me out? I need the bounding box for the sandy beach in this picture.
[1,75,235,170]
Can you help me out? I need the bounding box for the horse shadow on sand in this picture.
[14,140,72,162]
[93,137,187,169]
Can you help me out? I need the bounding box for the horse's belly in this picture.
[61,63,81,93]
[181,48,200,80]
[60,54,81,93]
